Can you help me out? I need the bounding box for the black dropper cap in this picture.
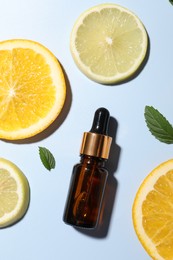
[90,107,110,135]
[80,108,112,159]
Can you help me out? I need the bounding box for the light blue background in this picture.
[0,0,173,259]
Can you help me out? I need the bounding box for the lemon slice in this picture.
[70,3,148,84]
[132,159,173,260]
[0,158,30,228]
[0,39,66,140]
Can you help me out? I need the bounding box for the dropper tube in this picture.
[80,108,112,159]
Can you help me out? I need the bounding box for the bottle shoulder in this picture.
[73,161,108,175]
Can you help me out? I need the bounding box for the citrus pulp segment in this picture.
[0,158,30,228]
[132,159,173,260]
[70,3,148,84]
[0,39,66,140]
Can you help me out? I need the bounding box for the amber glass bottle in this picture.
[63,108,112,229]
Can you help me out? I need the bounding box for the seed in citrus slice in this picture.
[0,158,30,228]
[70,3,148,84]
[0,39,66,140]
[132,159,173,260]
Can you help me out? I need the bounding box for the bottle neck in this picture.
[80,154,106,167]
[80,132,112,159]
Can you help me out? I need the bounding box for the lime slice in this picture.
[70,3,148,84]
[0,158,30,228]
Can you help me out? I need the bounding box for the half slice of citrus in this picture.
[70,3,148,84]
[0,158,30,228]
[132,159,173,260]
[0,39,66,140]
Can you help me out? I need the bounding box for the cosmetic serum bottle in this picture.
[63,107,112,229]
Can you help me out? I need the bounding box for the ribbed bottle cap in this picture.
[80,108,112,159]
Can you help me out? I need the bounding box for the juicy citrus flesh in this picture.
[70,3,148,84]
[0,39,66,140]
[132,159,173,260]
[0,158,30,228]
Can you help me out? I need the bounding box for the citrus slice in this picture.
[0,39,66,140]
[132,159,173,260]
[0,158,30,228]
[70,3,148,84]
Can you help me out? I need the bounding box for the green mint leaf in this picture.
[170,0,173,5]
[39,147,56,171]
[144,106,173,144]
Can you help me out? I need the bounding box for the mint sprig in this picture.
[170,0,173,5]
[39,147,56,171]
[144,106,173,144]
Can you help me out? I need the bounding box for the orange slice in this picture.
[132,159,173,260]
[0,39,66,140]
